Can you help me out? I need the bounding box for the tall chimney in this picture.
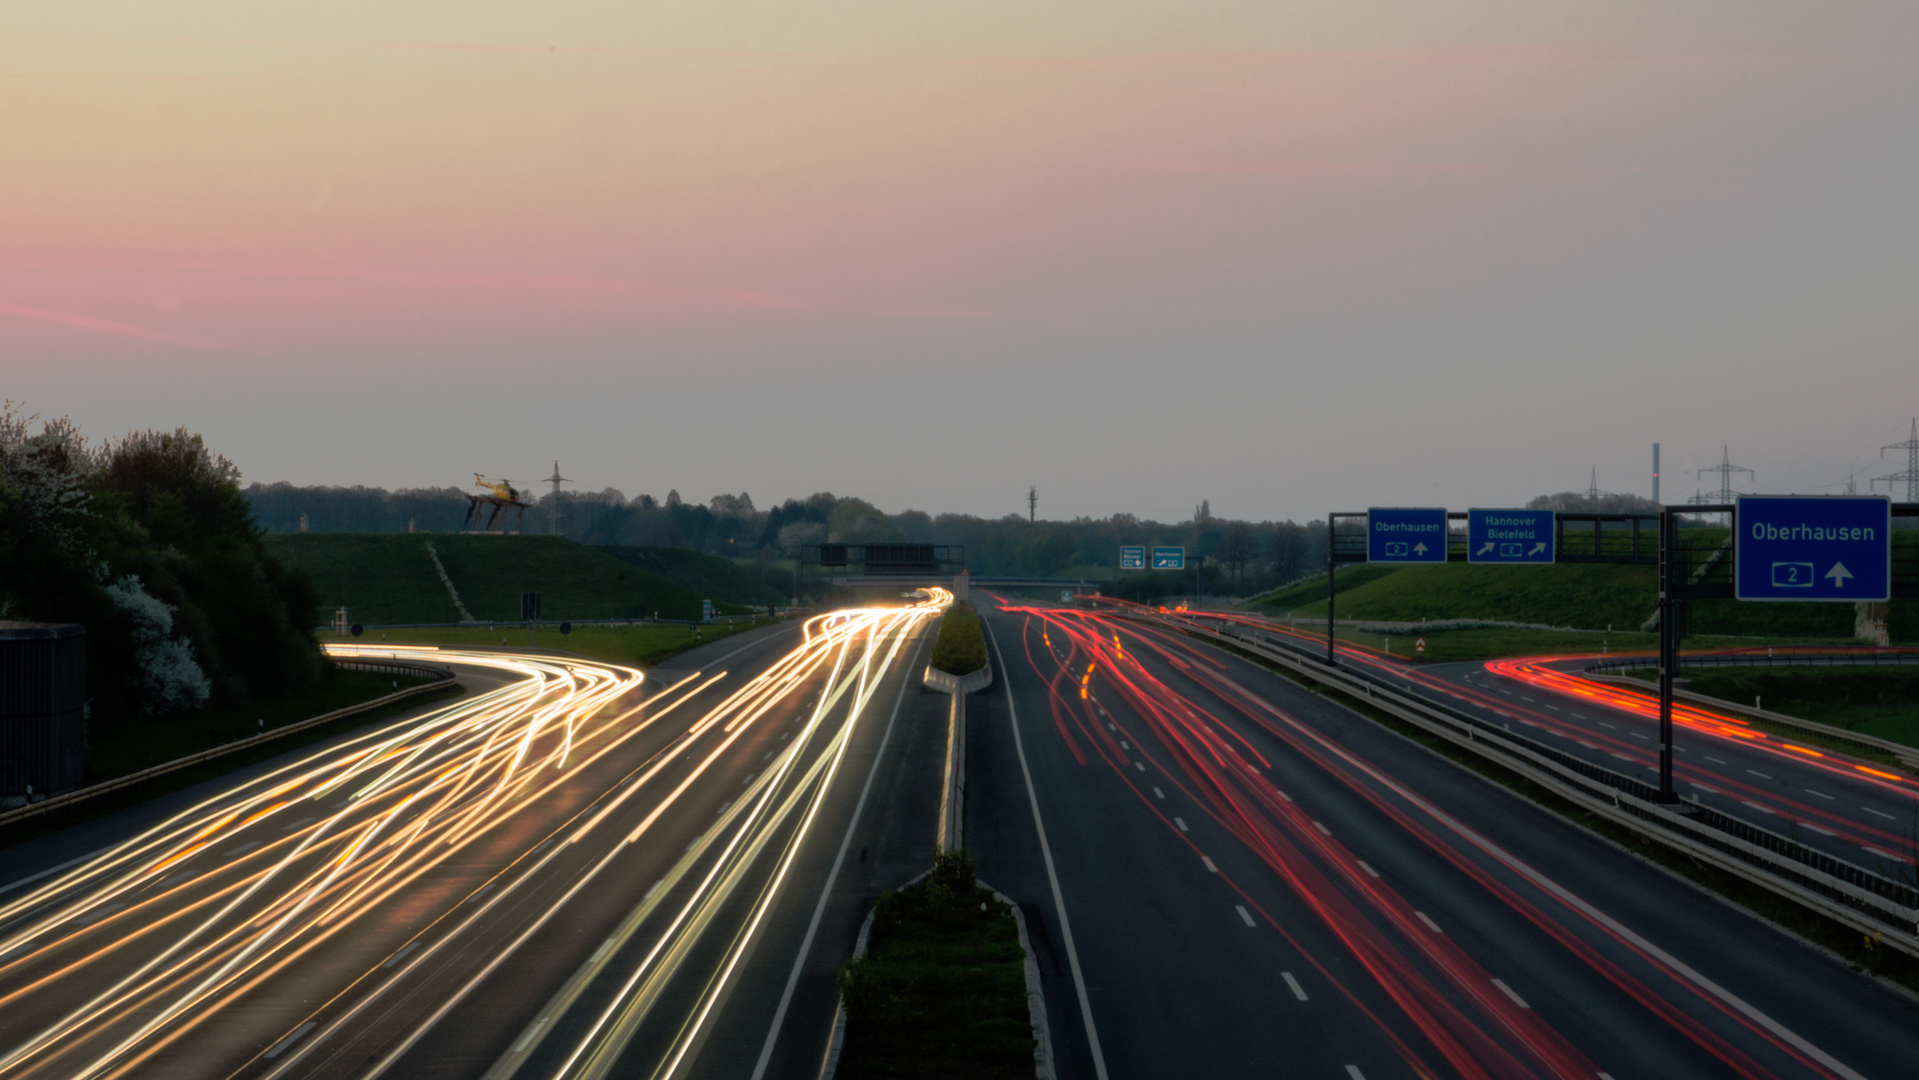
[1652,443,1661,505]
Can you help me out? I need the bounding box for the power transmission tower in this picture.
[1028,485,1037,523]
[546,461,572,536]
[1585,468,1607,508]
[1696,446,1753,504]
[1871,417,1919,502]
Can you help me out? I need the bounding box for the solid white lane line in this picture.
[1235,905,1255,927]
[749,630,930,1080]
[1152,787,1166,799]
[1357,860,1380,878]
[1312,821,1331,835]
[1175,817,1189,832]
[984,621,1109,1080]
[1202,857,1218,873]
[1864,807,1897,821]
[1414,911,1442,933]
[1281,971,1308,1001]
[1491,978,1531,1008]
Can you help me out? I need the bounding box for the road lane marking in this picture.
[1414,911,1442,933]
[1234,905,1255,926]
[1119,741,1130,750]
[1864,807,1897,821]
[1545,704,1559,711]
[1281,972,1308,1001]
[589,938,617,963]
[1358,860,1380,878]
[67,902,125,927]
[1629,733,1649,740]
[1802,822,1836,836]
[1863,846,1903,861]
[1491,978,1530,1008]
[1175,817,1189,832]
[1805,788,1834,799]
[265,1022,318,1059]
[1312,821,1331,835]
[1152,787,1166,799]
[1134,761,1146,772]
[983,621,1109,1080]
[381,942,419,968]
[1598,721,1617,729]
[511,1020,548,1054]
[1739,800,1777,815]
[281,816,317,831]
[225,840,262,858]
[1705,755,1728,764]
[1345,1067,1366,1080]
[1202,857,1218,873]
[1747,770,1773,780]
[1692,783,1720,795]
[465,882,495,904]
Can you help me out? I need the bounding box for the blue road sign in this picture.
[1735,496,1890,602]
[1467,509,1554,564]
[1119,546,1146,570]
[1367,508,1448,563]
[1152,546,1185,570]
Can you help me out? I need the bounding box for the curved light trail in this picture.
[0,589,948,1080]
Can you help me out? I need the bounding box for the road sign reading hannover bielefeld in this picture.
[1734,496,1890,602]
[1119,546,1146,570]
[1467,509,1555,564]
[1151,546,1185,570]
[1367,508,1448,562]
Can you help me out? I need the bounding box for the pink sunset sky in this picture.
[5,2,1917,520]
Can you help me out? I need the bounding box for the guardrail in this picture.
[0,659,455,830]
[1587,650,1919,675]
[1141,614,1919,959]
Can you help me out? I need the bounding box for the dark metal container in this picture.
[0,622,86,798]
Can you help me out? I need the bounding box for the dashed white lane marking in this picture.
[382,941,420,968]
[1740,800,1777,815]
[1598,721,1617,729]
[1282,971,1309,1001]
[1629,732,1649,741]
[1802,822,1837,836]
[281,816,317,832]
[1357,860,1380,878]
[67,902,125,927]
[1134,761,1146,772]
[225,841,262,859]
[1599,1073,1617,1080]
[1864,807,1897,821]
[1235,905,1256,927]
[1414,910,1443,933]
[1275,788,1293,802]
[742,773,755,785]
[1312,820,1331,835]
[1498,690,1512,696]
[1520,696,1535,703]
[1608,753,1633,762]
[1863,846,1903,861]
[1576,740,1600,749]
[1175,817,1189,832]
[764,751,775,760]
[1202,857,1218,873]
[589,937,617,963]
[1153,787,1166,799]
[1119,741,1130,749]
[1573,713,1590,720]
[1545,704,1560,711]
[1704,755,1728,764]
[1491,978,1531,1008]
[265,1021,318,1059]
[1692,783,1720,795]
[1747,769,1773,780]
[511,1018,548,1053]
[1805,788,1835,800]
[1345,1066,1367,1080]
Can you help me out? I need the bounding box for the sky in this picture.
[4,2,1918,523]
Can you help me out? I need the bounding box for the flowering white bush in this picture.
[104,575,211,714]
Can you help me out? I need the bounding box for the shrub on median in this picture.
[929,602,987,677]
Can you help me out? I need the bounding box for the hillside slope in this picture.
[1252,560,1857,637]
[264,534,759,624]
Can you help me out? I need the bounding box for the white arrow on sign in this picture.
[1477,541,1495,555]
[1413,543,1428,556]
[1826,562,1853,588]
[1528,542,1547,556]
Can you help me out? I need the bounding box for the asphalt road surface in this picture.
[0,599,947,1080]
[968,596,1919,1080]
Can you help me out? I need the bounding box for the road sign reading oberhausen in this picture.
[1367,508,1448,563]
[1152,546,1185,570]
[1119,546,1146,570]
[1734,496,1890,602]
[1467,509,1554,564]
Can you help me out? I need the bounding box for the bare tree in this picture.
[1220,520,1253,589]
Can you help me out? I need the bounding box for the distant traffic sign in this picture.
[1367,508,1448,563]
[1119,546,1146,570]
[1467,509,1554,564]
[1735,496,1889,602]
[1152,546,1185,570]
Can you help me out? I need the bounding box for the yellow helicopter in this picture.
[463,473,533,531]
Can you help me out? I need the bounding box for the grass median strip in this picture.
[835,849,1034,1079]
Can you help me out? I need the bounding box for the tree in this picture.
[1220,520,1254,589]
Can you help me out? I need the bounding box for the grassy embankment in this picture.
[929,602,986,676]
[360,618,779,669]
[264,533,768,625]
[1246,555,1880,662]
[835,849,1034,1079]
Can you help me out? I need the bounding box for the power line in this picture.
[1694,445,1754,504]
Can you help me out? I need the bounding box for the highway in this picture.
[0,594,946,1080]
[1181,609,1919,881]
[968,597,1919,1080]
